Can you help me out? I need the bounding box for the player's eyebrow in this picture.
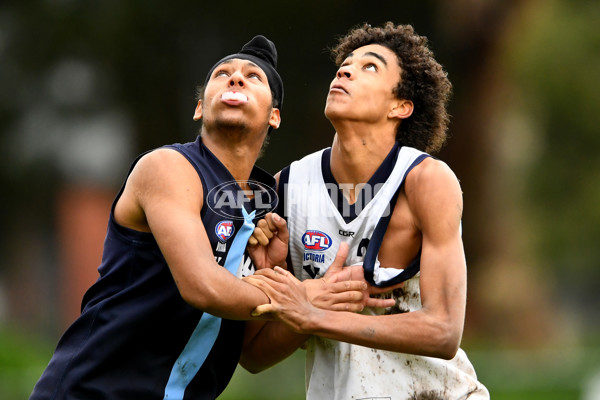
[363,51,388,67]
[344,51,389,67]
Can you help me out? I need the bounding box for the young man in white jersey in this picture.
[243,23,490,399]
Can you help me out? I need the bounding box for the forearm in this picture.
[304,308,461,359]
[240,320,309,373]
[179,265,270,321]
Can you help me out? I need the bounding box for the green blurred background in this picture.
[1,0,599,398]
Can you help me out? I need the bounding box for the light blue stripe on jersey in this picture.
[164,208,256,399]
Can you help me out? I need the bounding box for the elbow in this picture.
[240,363,267,375]
[179,288,201,309]
[239,355,269,375]
[242,365,264,375]
[178,282,216,311]
[436,338,460,360]
[430,320,462,360]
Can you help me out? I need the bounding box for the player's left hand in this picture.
[246,243,396,320]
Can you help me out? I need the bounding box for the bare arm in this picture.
[250,158,467,359]
[114,148,269,320]
[241,243,397,372]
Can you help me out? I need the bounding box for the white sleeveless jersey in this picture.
[282,146,489,400]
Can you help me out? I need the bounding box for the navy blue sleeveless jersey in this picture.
[30,136,277,400]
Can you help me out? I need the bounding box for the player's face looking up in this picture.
[325,44,412,127]
[194,58,280,135]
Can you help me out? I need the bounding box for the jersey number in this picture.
[357,238,369,257]
[302,264,321,279]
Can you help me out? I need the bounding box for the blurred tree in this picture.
[508,0,600,333]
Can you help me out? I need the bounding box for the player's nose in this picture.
[229,70,245,87]
[336,65,352,79]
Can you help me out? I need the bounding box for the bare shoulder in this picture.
[132,148,194,181]
[274,170,282,186]
[405,157,463,229]
[115,148,202,231]
[407,156,460,190]
[406,157,461,201]
[129,148,201,196]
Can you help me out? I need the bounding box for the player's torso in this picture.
[284,147,426,282]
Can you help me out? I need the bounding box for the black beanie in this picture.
[204,35,284,109]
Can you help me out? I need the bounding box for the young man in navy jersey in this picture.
[243,23,489,399]
[30,35,385,400]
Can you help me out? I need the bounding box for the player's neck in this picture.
[201,128,265,182]
[329,127,396,201]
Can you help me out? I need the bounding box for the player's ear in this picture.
[389,99,413,120]
[268,108,281,130]
[193,100,203,121]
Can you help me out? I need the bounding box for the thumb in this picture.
[270,213,289,245]
[323,242,349,280]
[251,303,274,317]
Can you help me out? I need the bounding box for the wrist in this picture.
[298,306,326,335]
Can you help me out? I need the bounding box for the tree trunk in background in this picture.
[436,0,557,345]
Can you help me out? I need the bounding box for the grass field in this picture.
[3,326,598,399]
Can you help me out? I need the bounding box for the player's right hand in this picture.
[248,212,279,246]
[246,212,289,270]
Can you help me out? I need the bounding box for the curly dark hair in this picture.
[331,22,452,154]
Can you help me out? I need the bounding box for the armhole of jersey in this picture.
[363,152,431,287]
[110,148,155,220]
[277,165,290,220]
[277,165,294,274]
[164,145,209,218]
[108,148,160,241]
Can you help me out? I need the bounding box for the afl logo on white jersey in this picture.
[215,220,235,242]
[302,230,332,251]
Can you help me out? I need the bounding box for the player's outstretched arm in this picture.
[240,243,396,373]
[114,148,269,320]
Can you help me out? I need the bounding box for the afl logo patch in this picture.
[302,230,332,251]
[215,220,235,243]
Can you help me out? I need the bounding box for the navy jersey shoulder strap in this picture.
[363,153,430,288]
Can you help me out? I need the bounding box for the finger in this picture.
[243,275,271,288]
[328,302,365,313]
[269,213,289,245]
[253,268,290,285]
[251,269,280,280]
[256,218,274,239]
[248,235,258,246]
[269,266,300,285]
[252,226,271,246]
[273,266,297,281]
[322,242,349,280]
[365,297,396,308]
[328,280,367,293]
[331,290,364,303]
[368,281,404,295]
[251,304,275,317]
[264,213,278,232]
